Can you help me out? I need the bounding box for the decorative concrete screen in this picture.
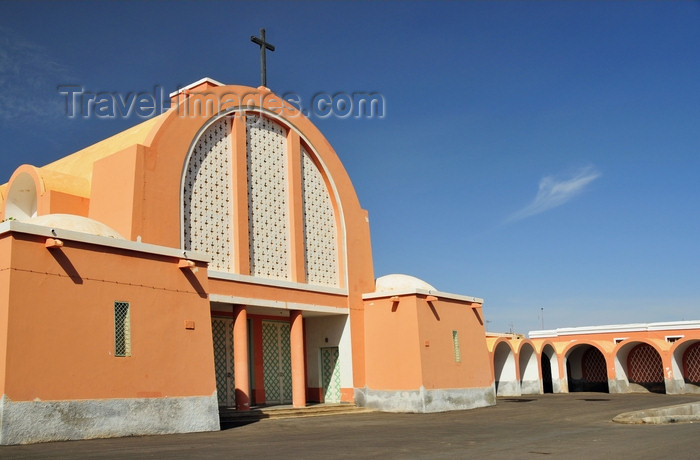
[246,115,290,280]
[183,117,233,272]
[301,147,338,287]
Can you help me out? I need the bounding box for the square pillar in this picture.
[290,310,306,408]
[233,305,250,410]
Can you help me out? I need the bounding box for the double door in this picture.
[262,321,293,404]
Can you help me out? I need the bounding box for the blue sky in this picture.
[1,1,699,334]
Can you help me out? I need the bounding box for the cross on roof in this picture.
[250,28,275,87]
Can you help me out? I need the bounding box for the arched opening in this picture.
[5,172,38,221]
[540,344,557,393]
[669,339,700,394]
[682,341,700,392]
[493,341,519,396]
[518,343,539,395]
[541,354,553,393]
[626,343,665,394]
[564,344,609,393]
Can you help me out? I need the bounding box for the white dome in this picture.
[375,274,436,292]
[26,214,125,239]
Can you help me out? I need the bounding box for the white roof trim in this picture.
[0,220,209,262]
[209,294,348,315]
[208,270,348,296]
[169,77,225,97]
[529,320,700,338]
[362,288,483,304]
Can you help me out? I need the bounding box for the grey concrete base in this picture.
[495,380,521,397]
[608,379,629,394]
[354,385,496,413]
[664,378,685,395]
[520,380,540,395]
[677,382,700,394]
[613,402,700,424]
[552,379,564,394]
[0,393,220,445]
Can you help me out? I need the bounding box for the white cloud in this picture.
[0,26,69,122]
[507,166,601,222]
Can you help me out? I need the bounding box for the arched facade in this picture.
[529,322,700,395]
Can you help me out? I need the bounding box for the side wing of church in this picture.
[0,79,495,444]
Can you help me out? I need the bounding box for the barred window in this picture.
[452,330,461,363]
[114,301,131,357]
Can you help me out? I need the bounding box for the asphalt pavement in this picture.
[2,392,699,459]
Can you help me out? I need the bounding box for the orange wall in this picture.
[1,232,216,401]
[417,298,493,389]
[364,294,492,391]
[89,145,147,240]
[0,237,11,395]
[364,295,423,390]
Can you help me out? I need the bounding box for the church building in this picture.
[0,79,494,444]
[2,77,698,445]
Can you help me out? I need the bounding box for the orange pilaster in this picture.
[290,310,306,408]
[233,305,250,411]
[231,114,250,275]
[286,130,306,283]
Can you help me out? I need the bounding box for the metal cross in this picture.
[250,28,275,87]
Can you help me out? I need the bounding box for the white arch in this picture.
[519,344,539,395]
[493,342,519,397]
[5,172,38,221]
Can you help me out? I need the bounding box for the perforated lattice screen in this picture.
[628,344,663,383]
[684,342,700,383]
[582,347,607,383]
[301,148,338,286]
[114,301,131,357]
[246,115,290,280]
[183,117,233,271]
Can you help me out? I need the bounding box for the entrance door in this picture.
[262,321,292,404]
[321,347,341,403]
[212,318,235,406]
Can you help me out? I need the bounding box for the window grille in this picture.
[452,330,461,363]
[114,301,131,357]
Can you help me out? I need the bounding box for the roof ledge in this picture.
[169,77,225,98]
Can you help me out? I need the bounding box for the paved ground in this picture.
[2,392,700,459]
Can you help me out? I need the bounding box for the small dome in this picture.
[25,214,125,239]
[375,274,436,292]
